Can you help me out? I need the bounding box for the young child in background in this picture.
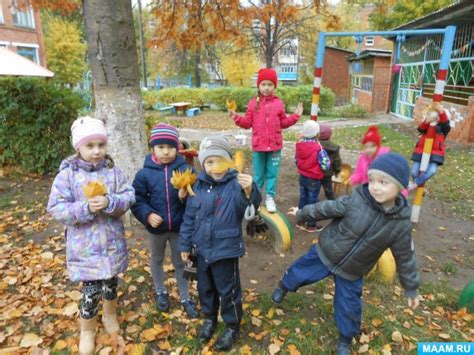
[179,135,262,352]
[350,125,390,186]
[229,68,302,213]
[131,123,197,318]
[409,103,451,191]
[48,117,135,354]
[319,123,342,200]
[272,153,420,355]
[295,120,325,232]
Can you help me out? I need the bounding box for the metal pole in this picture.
[411,25,456,223]
[137,0,148,88]
[311,32,326,121]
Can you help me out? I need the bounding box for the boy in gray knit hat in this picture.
[179,135,262,351]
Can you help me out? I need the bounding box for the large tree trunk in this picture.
[194,50,201,88]
[82,0,148,182]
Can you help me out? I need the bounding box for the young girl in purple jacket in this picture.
[48,116,135,355]
[229,68,302,213]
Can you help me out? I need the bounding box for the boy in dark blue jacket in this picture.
[272,153,420,355]
[131,123,197,318]
[179,135,262,352]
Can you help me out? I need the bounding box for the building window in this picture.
[16,45,39,64]
[0,4,4,23]
[12,8,35,29]
[280,64,296,73]
[365,36,375,46]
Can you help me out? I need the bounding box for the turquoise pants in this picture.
[252,151,281,197]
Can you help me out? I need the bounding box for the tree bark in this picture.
[82,0,148,182]
[194,50,201,88]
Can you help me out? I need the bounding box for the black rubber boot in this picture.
[198,318,216,344]
[215,326,240,352]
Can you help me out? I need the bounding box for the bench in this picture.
[153,103,176,115]
[199,103,211,111]
[186,107,201,117]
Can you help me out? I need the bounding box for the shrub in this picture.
[337,104,368,118]
[142,85,336,114]
[0,78,85,174]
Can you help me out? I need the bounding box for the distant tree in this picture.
[220,49,260,86]
[43,15,86,86]
[366,0,455,30]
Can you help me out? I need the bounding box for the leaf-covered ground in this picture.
[1,165,473,354]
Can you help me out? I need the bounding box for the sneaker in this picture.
[271,281,288,304]
[265,196,276,213]
[336,340,352,355]
[155,292,169,312]
[198,318,216,344]
[181,299,198,318]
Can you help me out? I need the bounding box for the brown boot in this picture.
[102,298,120,334]
[79,316,96,355]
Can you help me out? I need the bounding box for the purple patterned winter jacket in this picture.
[47,156,135,282]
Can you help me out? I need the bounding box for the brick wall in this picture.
[322,48,351,105]
[372,57,391,113]
[413,96,474,146]
[354,89,372,112]
[0,0,46,66]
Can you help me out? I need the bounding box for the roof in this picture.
[0,48,54,77]
[392,0,474,30]
[325,46,355,54]
[347,49,392,61]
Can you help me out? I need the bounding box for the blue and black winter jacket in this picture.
[178,170,262,263]
[131,154,191,234]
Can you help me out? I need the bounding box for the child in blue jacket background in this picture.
[131,123,197,318]
[179,135,262,352]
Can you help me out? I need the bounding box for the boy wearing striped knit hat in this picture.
[131,123,198,318]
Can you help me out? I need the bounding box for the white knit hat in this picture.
[301,120,320,138]
[71,116,108,149]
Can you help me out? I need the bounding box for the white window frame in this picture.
[0,4,4,23]
[12,7,35,29]
[365,36,375,47]
[14,43,39,64]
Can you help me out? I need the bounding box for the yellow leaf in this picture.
[267,308,275,319]
[126,344,146,355]
[268,343,281,354]
[391,330,403,343]
[141,328,159,342]
[287,344,301,355]
[358,344,369,353]
[240,344,253,355]
[20,333,42,348]
[251,309,261,317]
[226,100,237,111]
[62,302,79,316]
[251,316,262,327]
[126,324,140,334]
[250,279,258,285]
[371,318,382,327]
[403,321,412,329]
[54,339,68,351]
[323,293,333,300]
[382,343,392,355]
[66,290,82,301]
[159,341,172,350]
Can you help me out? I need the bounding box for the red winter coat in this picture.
[411,110,451,165]
[233,95,300,152]
[295,140,324,180]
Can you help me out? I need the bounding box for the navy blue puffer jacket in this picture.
[131,154,191,234]
[178,170,262,263]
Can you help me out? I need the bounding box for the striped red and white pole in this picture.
[311,67,322,121]
[411,68,448,223]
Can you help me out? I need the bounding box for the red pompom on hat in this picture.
[257,68,278,87]
[362,125,382,147]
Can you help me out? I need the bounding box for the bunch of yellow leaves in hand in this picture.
[82,180,107,199]
[171,168,197,196]
[226,100,237,112]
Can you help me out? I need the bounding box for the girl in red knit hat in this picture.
[229,68,303,212]
[349,126,390,186]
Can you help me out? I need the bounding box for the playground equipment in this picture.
[312,26,456,223]
[367,249,397,283]
[458,280,474,313]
